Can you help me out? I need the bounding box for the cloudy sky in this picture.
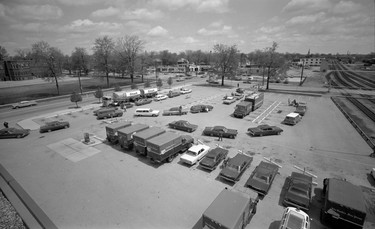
[0,0,374,56]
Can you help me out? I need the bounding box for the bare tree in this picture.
[14,48,31,59]
[264,41,283,90]
[0,45,9,60]
[93,36,115,88]
[212,44,240,86]
[115,35,145,83]
[71,47,89,93]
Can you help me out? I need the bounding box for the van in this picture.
[279,207,310,229]
[97,109,123,119]
[134,108,160,117]
[283,113,301,125]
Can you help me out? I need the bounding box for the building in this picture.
[1,60,32,81]
[300,58,324,66]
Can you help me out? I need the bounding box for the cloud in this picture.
[331,1,362,15]
[180,36,198,44]
[91,7,120,17]
[283,0,332,14]
[258,26,285,34]
[147,26,168,37]
[286,12,325,25]
[56,0,103,6]
[150,0,229,13]
[9,4,63,20]
[197,25,233,36]
[120,8,164,20]
[61,19,121,33]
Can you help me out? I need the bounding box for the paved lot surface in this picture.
[1,81,375,229]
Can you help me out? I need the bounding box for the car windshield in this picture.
[228,164,240,171]
[206,154,216,160]
[289,186,308,196]
[186,150,197,156]
[254,173,270,183]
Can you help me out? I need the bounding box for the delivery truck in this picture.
[202,188,258,229]
[233,92,264,118]
[133,127,166,156]
[320,178,367,229]
[146,132,194,163]
[105,121,132,144]
[118,124,149,150]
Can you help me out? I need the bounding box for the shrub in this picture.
[283,78,289,84]
[131,83,138,89]
[114,85,122,91]
[144,80,151,88]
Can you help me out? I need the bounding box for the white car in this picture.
[180,144,210,165]
[223,96,236,104]
[279,207,310,229]
[180,88,192,94]
[12,100,37,109]
[134,108,160,117]
[154,94,168,101]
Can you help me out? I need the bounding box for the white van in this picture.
[134,108,160,117]
[283,112,302,125]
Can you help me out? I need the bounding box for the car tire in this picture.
[277,132,281,135]
[65,125,69,129]
[17,135,21,138]
[167,155,174,163]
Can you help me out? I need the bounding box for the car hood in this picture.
[246,178,268,193]
[200,158,215,167]
[220,168,239,180]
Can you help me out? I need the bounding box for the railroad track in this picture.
[346,96,375,123]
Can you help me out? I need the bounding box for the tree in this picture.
[144,80,151,88]
[115,35,145,83]
[212,44,239,86]
[114,85,122,91]
[131,83,138,89]
[14,48,31,60]
[93,36,115,88]
[71,47,89,93]
[167,77,173,88]
[70,91,82,108]
[0,46,9,60]
[264,42,283,90]
[94,87,103,103]
[156,78,163,88]
[31,41,63,95]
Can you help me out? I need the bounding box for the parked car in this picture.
[97,109,123,119]
[236,88,245,94]
[154,94,168,101]
[40,121,70,133]
[93,107,117,116]
[0,128,30,138]
[190,104,213,113]
[219,153,253,183]
[203,126,238,139]
[283,113,302,126]
[163,107,189,116]
[180,144,211,165]
[199,147,229,171]
[223,96,236,104]
[168,120,198,132]
[283,172,313,211]
[279,207,310,229]
[135,98,152,106]
[12,100,37,109]
[245,161,279,196]
[295,105,307,116]
[247,124,283,136]
[134,108,160,117]
[180,88,192,94]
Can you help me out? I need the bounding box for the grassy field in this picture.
[0,76,146,105]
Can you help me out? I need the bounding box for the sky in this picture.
[0,0,374,56]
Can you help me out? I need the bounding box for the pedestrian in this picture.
[3,122,8,128]
[218,133,223,141]
[237,83,239,88]
[179,105,182,115]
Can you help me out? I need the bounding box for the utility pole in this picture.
[299,58,305,86]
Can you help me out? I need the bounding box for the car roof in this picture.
[285,208,306,229]
[189,144,209,152]
[286,113,300,118]
[208,147,229,156]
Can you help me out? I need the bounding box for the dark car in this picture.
[203,126,238,139]
[190,104,213,113]
[219,153,253,183]
[93,107,117,116]
[0,128,30,138]
[199,147,229,171]
[283,172,313,211]
[245,161,279,196]
[295,106,307,116]
[40,121,70,133]
[168,120,198,132]
[135,98,152,106]
[247,124,283,137]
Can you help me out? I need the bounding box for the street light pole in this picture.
[299,58,305,86]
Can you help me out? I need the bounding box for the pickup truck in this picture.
[162,107,189,116]
[146,132,194,163]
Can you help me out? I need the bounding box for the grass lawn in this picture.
[0,76,146,105]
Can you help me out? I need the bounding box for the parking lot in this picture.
[1,83,374,229]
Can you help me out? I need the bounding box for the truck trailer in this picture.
[113,90,141,102]
[233,92,264,118]
[118,124,149,150]
[105,121,132,144]
[133,127,166,155]
[146,132,194,163]
[320,178,366,229]
[202,188,258,229]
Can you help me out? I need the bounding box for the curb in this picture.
[0,163,57,229]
